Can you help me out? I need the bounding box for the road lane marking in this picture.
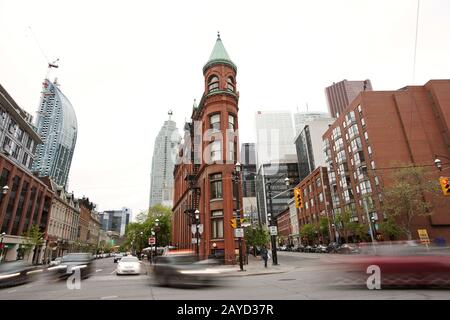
[7,289,17,293]
[100,295,118,299]
[96,269,103,272]
[110,270,116,274]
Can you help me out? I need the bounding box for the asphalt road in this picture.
[0,253,449,300]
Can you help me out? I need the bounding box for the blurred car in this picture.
[0,261,38,288]
[116,256,142,275]
[50,253,94,279]
[279,245,287,251]
[153,252,222,287]
[338,244,450,288]
[336,243,360,254]
[303,245,313,253]
[49,257,62,267]
[114,253,124,263]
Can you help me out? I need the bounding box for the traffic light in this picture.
[294,187,303,208]
[230,218,244,229]
[439,177,450,196]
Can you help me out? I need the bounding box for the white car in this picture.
[49,257,62,267]
[116,256,142,275]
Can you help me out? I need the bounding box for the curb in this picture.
[223,267,295,277]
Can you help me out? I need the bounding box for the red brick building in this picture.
[275,208,291,246]
[323,80,450,242]
[296,166,333,244]
[172,34,243,263]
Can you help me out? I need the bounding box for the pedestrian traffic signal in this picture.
[294,187,303,208]
[439,177,450,196]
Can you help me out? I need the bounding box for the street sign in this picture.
[191,225,197,234]
[235,228,244,238]
[148,237,156,245]
[192,238,201,244]
[417,229,430,245]
[198,224,204,235]
[269,226,278,236]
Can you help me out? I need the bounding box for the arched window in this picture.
[227,77,235,92]
[208,76,219,92]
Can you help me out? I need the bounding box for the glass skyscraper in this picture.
[149,112,181,208]
[33,78,77,188]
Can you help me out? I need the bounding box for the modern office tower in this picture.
[241,143,256,197]
[294,111,332,134]
[255,111,297,167]
[323,80,450,242]
[149,111,181,208]
[98,207,131,236]
[295,116,335,181]
[256,161,300,225]
[33,78,77,189]
[325,79,372,118]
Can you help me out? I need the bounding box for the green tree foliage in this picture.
[378,215,403,241]
[300,224,316,244]
[382,165,438,240]
[22,225,44,261]
[333,209,353,243]
[124,204,173,252]
[244,226,270,250]
[319,217,329,242]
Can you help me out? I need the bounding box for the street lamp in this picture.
[154,219,159,257]
[266,175,290,266]
[233,162,245,271]
[194,209,200,258]
[139,231,143,259]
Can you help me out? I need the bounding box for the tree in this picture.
[22,225,44,263]
[124,204,173,253]
[319,217,329,243]
[378,215,402,241]
[382,165,438,240]
[300,224,316,245]
[333,209,353,243]
[244,226,269,256]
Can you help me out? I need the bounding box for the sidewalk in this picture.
[217,255,296,277]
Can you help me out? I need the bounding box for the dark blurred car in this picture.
[51,253,94,279]
[153,252,222,287]
[336,243,360,254]
[0,261,38,288]
[327,242,340,253]
[303,245,313,253]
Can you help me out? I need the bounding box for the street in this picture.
[1,252,449,300]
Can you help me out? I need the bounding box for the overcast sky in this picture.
[1,0,449,217]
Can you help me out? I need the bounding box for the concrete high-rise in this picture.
[294,111,332,134]
[325,79,372,118]
[33,78,77,188]
[149,111,181,208]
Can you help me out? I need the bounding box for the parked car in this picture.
[49,257,62,267]
[116,256,142,275]
[315,245,328,253]
[326,242,340,253]
[0,261,38,288]
[114,253,124,263]
[336,243,360,254]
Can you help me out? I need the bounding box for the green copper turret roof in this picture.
[203,32,237,73]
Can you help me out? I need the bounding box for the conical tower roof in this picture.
[203,32,237,73]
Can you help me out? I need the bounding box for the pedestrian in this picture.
[261,245,268,268]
